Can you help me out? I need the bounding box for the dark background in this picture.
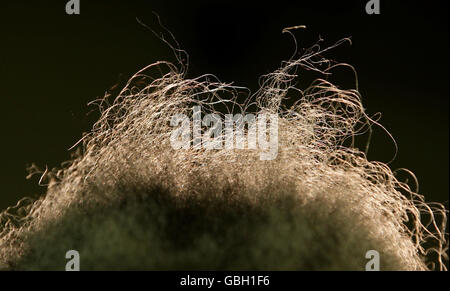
[0,0,448,211]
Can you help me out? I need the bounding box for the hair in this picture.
[0,37,447,270]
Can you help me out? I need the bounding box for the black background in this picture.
[0,0,448,211]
